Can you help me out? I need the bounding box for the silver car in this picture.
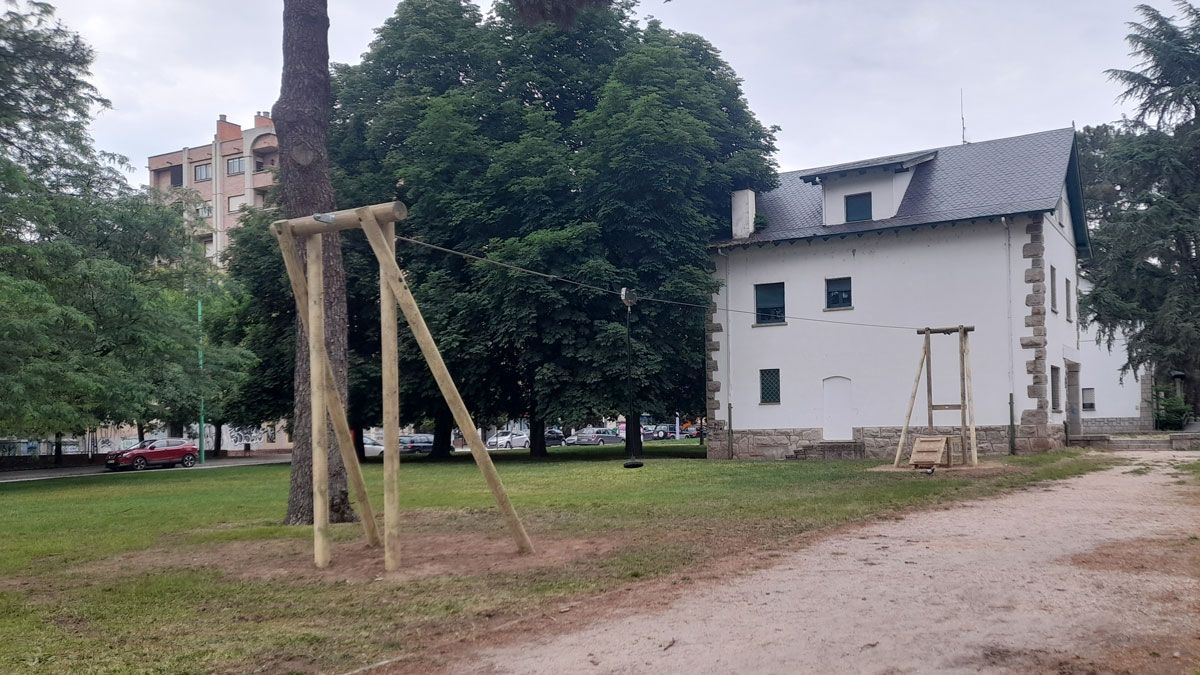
[486,430,530,449]
[567,427,623,445]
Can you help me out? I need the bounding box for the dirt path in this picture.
[462,452,1200,674]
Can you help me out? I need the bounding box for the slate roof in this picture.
[718,127,1089,255]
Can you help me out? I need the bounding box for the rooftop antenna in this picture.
[960,88,968,144]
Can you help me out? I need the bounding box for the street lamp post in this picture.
[197,298,206,464]
[620,288,642,469]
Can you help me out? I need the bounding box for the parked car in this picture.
[567,427,623,446]
[106,438,198,471]
[684,425,706,439]
[544,428,567,447]
[486,430,530,449]
[362,436,385,458]
[649,424,678,440]
[401,434,434,453]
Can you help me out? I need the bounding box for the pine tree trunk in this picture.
[136,421,145,443]
[430,405,453,460]
[213,421,223,457]
[276,0,356,525]
[53,431,63,466]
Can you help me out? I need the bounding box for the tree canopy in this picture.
[1081,1,1200,409]
[0,2,246,447]
[227,0,778,456]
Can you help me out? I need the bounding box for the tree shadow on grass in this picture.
[389,441,707,465]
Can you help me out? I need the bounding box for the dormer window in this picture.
[845,192,872,222]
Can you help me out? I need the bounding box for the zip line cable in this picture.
[391,233,920,332]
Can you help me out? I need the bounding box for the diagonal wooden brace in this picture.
[271,224,381,548]
[357,208,535,555]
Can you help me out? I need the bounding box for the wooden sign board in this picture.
[909,436,949,468]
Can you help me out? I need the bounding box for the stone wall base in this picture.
[711,425,1029,460]
[708,422,1083,460]
[1081,416,1154,435]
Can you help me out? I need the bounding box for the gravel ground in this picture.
[464,452,1200,674]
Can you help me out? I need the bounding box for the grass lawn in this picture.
[0,446,1113,673]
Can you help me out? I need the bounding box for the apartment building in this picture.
[147,112,278,262]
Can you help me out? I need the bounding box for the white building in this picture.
[706,128,1151,460]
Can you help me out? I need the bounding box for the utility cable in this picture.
[392,233,920,332]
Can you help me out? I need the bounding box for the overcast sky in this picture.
[51,0,1146,184]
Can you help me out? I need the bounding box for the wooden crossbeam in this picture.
[931,404,962,411]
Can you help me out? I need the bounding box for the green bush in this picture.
[1155,390,1193,430]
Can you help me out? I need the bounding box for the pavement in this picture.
[0,455,291,484]
[460,451,1200,674]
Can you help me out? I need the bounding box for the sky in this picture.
[50,0,1147,185]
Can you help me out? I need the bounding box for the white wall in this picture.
[1077,279,1144,421]
[820,168,913,225]
[713,220,1020,435]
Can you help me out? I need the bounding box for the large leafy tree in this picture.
[1083,1,1200,410]
[0,2,245,460]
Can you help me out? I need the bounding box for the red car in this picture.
[106,438,199,471]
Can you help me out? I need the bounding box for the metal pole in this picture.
[1008,392,1017,455]
[197,298,205,464]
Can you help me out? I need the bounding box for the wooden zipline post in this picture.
[358,208,535,556]
[923,330,934,432]
[380,220,402,572]
[964,331,979,465]
[271,225,382,549]
[958,326,969,465]
[307,233,331,569]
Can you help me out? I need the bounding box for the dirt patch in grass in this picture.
[1066,535,1200,576]
[954,637,1200,674]
[867,460,1022,479]
[77,532,624,585]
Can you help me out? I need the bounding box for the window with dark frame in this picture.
[844,192,872,222]
[1082,387,1095,411]
[167,165,183,187]
[759,368,781,404]
[826,277,852,309]
[1050,365,1062,412]
[226,156,246,176]
[1050,265,1058,312]
[754,282,785,324]
[194,163,212,182]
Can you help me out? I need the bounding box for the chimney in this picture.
[254,110,273,129]
[216,114,241,142]
[731,189,756,239]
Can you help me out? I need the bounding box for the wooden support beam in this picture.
[276,201,407,236]
[307,234,331,569]
[359,208,535,555]
[893,346,927,467]
[381,220,402,572]
[271,225,382,549]
[931,404,962,411]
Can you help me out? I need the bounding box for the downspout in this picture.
[718,247,734,458]
[1004,216,1017,453]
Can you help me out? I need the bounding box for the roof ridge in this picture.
[779,127,1075,177]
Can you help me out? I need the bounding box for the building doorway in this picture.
[1065,361,1081,437]
[822,376,853,440]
